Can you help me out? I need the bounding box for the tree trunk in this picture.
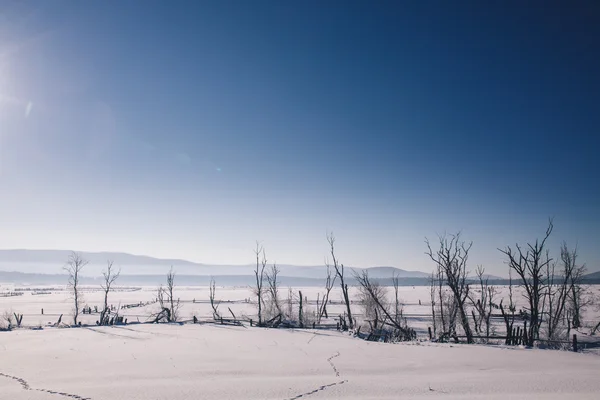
[298,290,303,328]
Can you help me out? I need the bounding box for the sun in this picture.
[0,60,10,108]
[0,59,32,118]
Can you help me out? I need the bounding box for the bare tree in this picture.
[327,233,353,330]
[545,242,588,342]
[64,252,88,325]
[1,310,14,330]
[427,264,457,342]
[499,219,553,346]
[154,284,170,323]
[392,273,404,326]
[355,270,414,340]
[317,258,337,323]
[564,244,589,329]
[154,267,181,323]
[429,272,437,337]
[468,265,497,340]
[253,242,267,326]
[434,265,448,337]
[99,260,120,325]
[499,269,517,344]
[357,272,385,330]
[266,263,282,318]
[426,233,474,343]
[286,287,294,320]
[165,267,180,322]
[209,277,220,320]
[1,310,23,330]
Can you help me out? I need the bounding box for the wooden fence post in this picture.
[573,334,578,352]
[428,326,432,340]
[298,290,304,328]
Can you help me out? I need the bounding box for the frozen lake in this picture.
[2,284,599,339]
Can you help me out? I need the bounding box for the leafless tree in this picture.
[545,242,588,342]
[327,232,353,330]
[99,260,120,325]
[357,272,385,330]
[563,244,589,329]
[1,310,14,330]
[165,267,180,322]
[355,270,414,340]
[0,310,23,329]
[154,285,170,322]
[266,263,282,318]
[429,272,438,337]
[392,273,405,326]
[64,252,88,325]
[209,277,220,320]
[154,267,181,323]
[253,242,267,326]
[499,219,553,346]
[434,265,448,336]
[317,258,337,323]
[468,265,497,340]
[286,287,294,320]
[426,232,474,343]
[429,262,462,342]
[499,270,517,344]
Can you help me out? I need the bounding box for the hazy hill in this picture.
[0,249,199,267]
[582,270,600,282]
[0,249,430,280]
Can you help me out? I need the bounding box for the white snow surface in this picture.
[1,323,600,400]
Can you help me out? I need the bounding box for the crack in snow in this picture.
[0,371,92,399]
[82,327,146,340]
[286,380,347,400]
[326,351,341,377]
[285,351,346,399]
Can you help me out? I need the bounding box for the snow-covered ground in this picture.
[1,323,600,399]
[1,285,600,398]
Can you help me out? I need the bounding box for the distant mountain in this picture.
[582,270,600,281]
[0,249,199,267]
[346,266,429,279]
[0,249,430,280]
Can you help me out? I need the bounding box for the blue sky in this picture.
[0,1,598,274]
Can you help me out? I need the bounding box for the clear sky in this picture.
[0,1,598,275]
